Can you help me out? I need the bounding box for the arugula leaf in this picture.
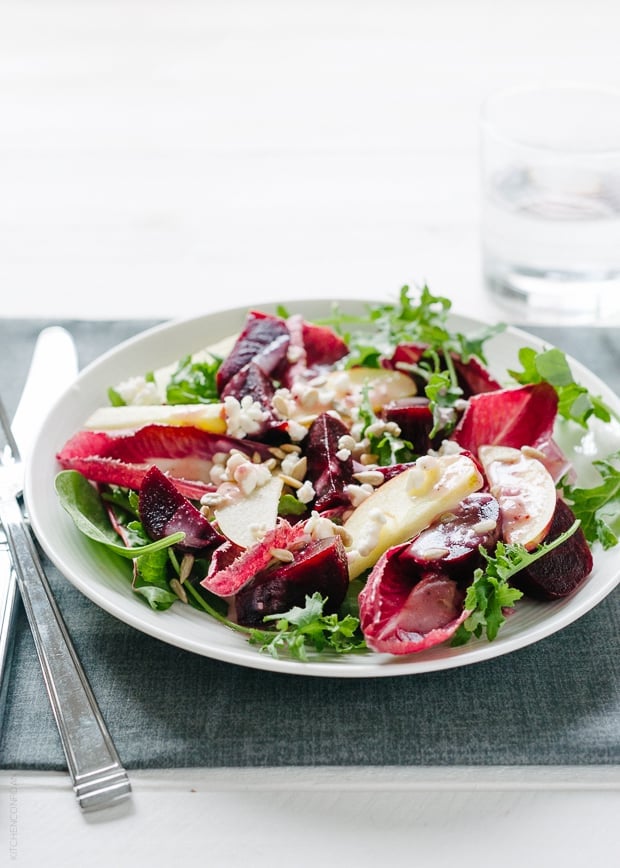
[561,452,620,548]
[248,593,366,660]
[324,285,454,367]
[55,470,185,558]
[424,369,465,438]
[452,521,581,645]
[509,346,614,428]
[165,354,222,405]
[324,285,503,437]
[183,584,365,661]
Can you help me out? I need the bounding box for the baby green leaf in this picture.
[55,470,185,557]
[561,452,620,548]
[509,346,613,428]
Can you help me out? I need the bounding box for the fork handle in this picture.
[0,496,131,811]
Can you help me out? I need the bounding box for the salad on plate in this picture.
[53,286,620,661]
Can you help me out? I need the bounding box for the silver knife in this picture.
[0,328,132,812]
[1,327,78,718]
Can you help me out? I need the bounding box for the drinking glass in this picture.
[480,84,620,322]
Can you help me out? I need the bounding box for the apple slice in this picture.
[325,366,417,411]
[344,453,484,579]
[478,445,557,551]
[84,403,226,433]
[214,474,284,549]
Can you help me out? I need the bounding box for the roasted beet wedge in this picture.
[233,536,349,628]
[400,492,501,581]
[359,542,469,654]
[305,412,355,511]
[57,424,273,498]
[139,466,224,553]
[220,361,285,439]
[513,498,593,600]
[382,397,436,455]
[216,311,290,392]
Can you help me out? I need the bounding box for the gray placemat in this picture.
[0,318,618,771]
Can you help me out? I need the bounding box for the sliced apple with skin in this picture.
[478,445,557,551]
[214,474,284,549]
[84,403,226,433]
[344,453,484,579]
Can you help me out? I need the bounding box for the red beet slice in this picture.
[401,492,501,581]
[216,311,290,391]
[305,413,355,511]
[220,361,285,438]
[233,536,349,628]
[359,542,469,654]
[513,498,593,600]
[383,397,436,454]
[139,466,224,553]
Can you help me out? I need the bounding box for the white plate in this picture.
[25,299,620,677]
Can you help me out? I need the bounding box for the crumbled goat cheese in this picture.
[304,511,353,546]
[305,510,338,540]
[344,482,374,507]
[217,450,272,496]
[433,439,463,456]
[232,460,272,496]
[281,451,303,477]
[365,420,401,439]
[296,480,316,504]
[115,376,161,406]
[272,388,297,419]
[286,419,308,442]
[224,395,268,438]
[351,508,387,558]
[338,433,357,453]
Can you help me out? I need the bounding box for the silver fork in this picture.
[0,396,132,811]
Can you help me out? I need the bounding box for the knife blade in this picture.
[0,327,78,720]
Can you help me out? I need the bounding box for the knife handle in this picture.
[0,497,131,811]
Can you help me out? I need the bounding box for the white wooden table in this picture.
[1,2,619,865]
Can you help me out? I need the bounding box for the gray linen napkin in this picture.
[0,318,618,770]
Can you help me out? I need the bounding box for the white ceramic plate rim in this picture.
[25,299,620,678]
